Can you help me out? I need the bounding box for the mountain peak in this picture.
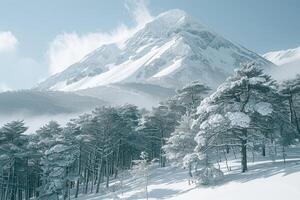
[128,9,203,42]
[37,9,274,94]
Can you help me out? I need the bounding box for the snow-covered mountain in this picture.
[263,46,300,80]
[37,9,274,93]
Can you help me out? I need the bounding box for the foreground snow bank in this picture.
[76,158,300,200]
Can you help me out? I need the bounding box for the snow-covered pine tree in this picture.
[138,105,178,167]
[0,121,28,200]
[249,91,296,160]
[163,115,195,166]
[166,81,211,117]
[269,85,298,161]
[280,75,300,136]
[90,107,125,190]
[114,105,141,175]
[36,121,77,200]
[163,82,211,174]
[193,112,227,184]
[140,82,209,169]
[75,105,141,193]
[193,63,287,173]
[176,81,211,114]
[63,114,92,198]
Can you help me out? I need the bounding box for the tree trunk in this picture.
[90,149,97,193]
[188,163,192,178]
[25,160,29,200]
[262,143,266,157]
[226,145,230,154]
[106,158,110,188]
[114,142,121,179]
[96,158,104,194]
[241,138,248,173]
[282,146,286,164]
[63,182,69,200]
[84,167,90,194]
[160,138,166,168]
[241,129,248,173]
[75,145,82,198]
[9,163,16,200]
[232,146,237,159]
[4,166,11,200]
[223,149,230,171]
[288,95,294,124]
[17,189,22,200]
[63,167,69,200]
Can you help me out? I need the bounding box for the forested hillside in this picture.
[0,64,300,200]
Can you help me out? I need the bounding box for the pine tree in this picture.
[0,120,28,200]
[193,64,289,173]
[163,115,195,166]
[166,81,211,117]
[36,121,77,200]
[280,75,300,136]
[138,105,178,167]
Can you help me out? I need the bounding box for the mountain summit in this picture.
[37,9,274,93]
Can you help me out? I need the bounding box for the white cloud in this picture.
[48,0,153,75]
[125,0,153,28]
[0,32,18,52]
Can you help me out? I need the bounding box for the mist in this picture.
[270,60,300,81]
[0,112,80,134]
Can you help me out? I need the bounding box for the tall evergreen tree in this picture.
[280,75,300,136]
[193,64,292,172]
[138,105,178,167]
[0,121,28,200]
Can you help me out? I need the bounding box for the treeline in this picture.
[0,79,209,200]
[0,106,143,200]
[0,64,300,199]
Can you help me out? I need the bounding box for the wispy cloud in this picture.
[125,0,152,28]
[47,0,153,75]
[0,31,18,52]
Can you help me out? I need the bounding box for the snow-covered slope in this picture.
[263,46,300,80]
[37,9,274,92]
[75,154,300,200]
[75,83,175,109]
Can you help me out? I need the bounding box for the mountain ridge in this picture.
[37,9,275,93]
[263,46,300,80]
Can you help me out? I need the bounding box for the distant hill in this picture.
[0,90,106,115]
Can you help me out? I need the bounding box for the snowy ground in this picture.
[74,150,300,200]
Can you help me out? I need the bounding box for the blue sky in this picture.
[0,0,299,90]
